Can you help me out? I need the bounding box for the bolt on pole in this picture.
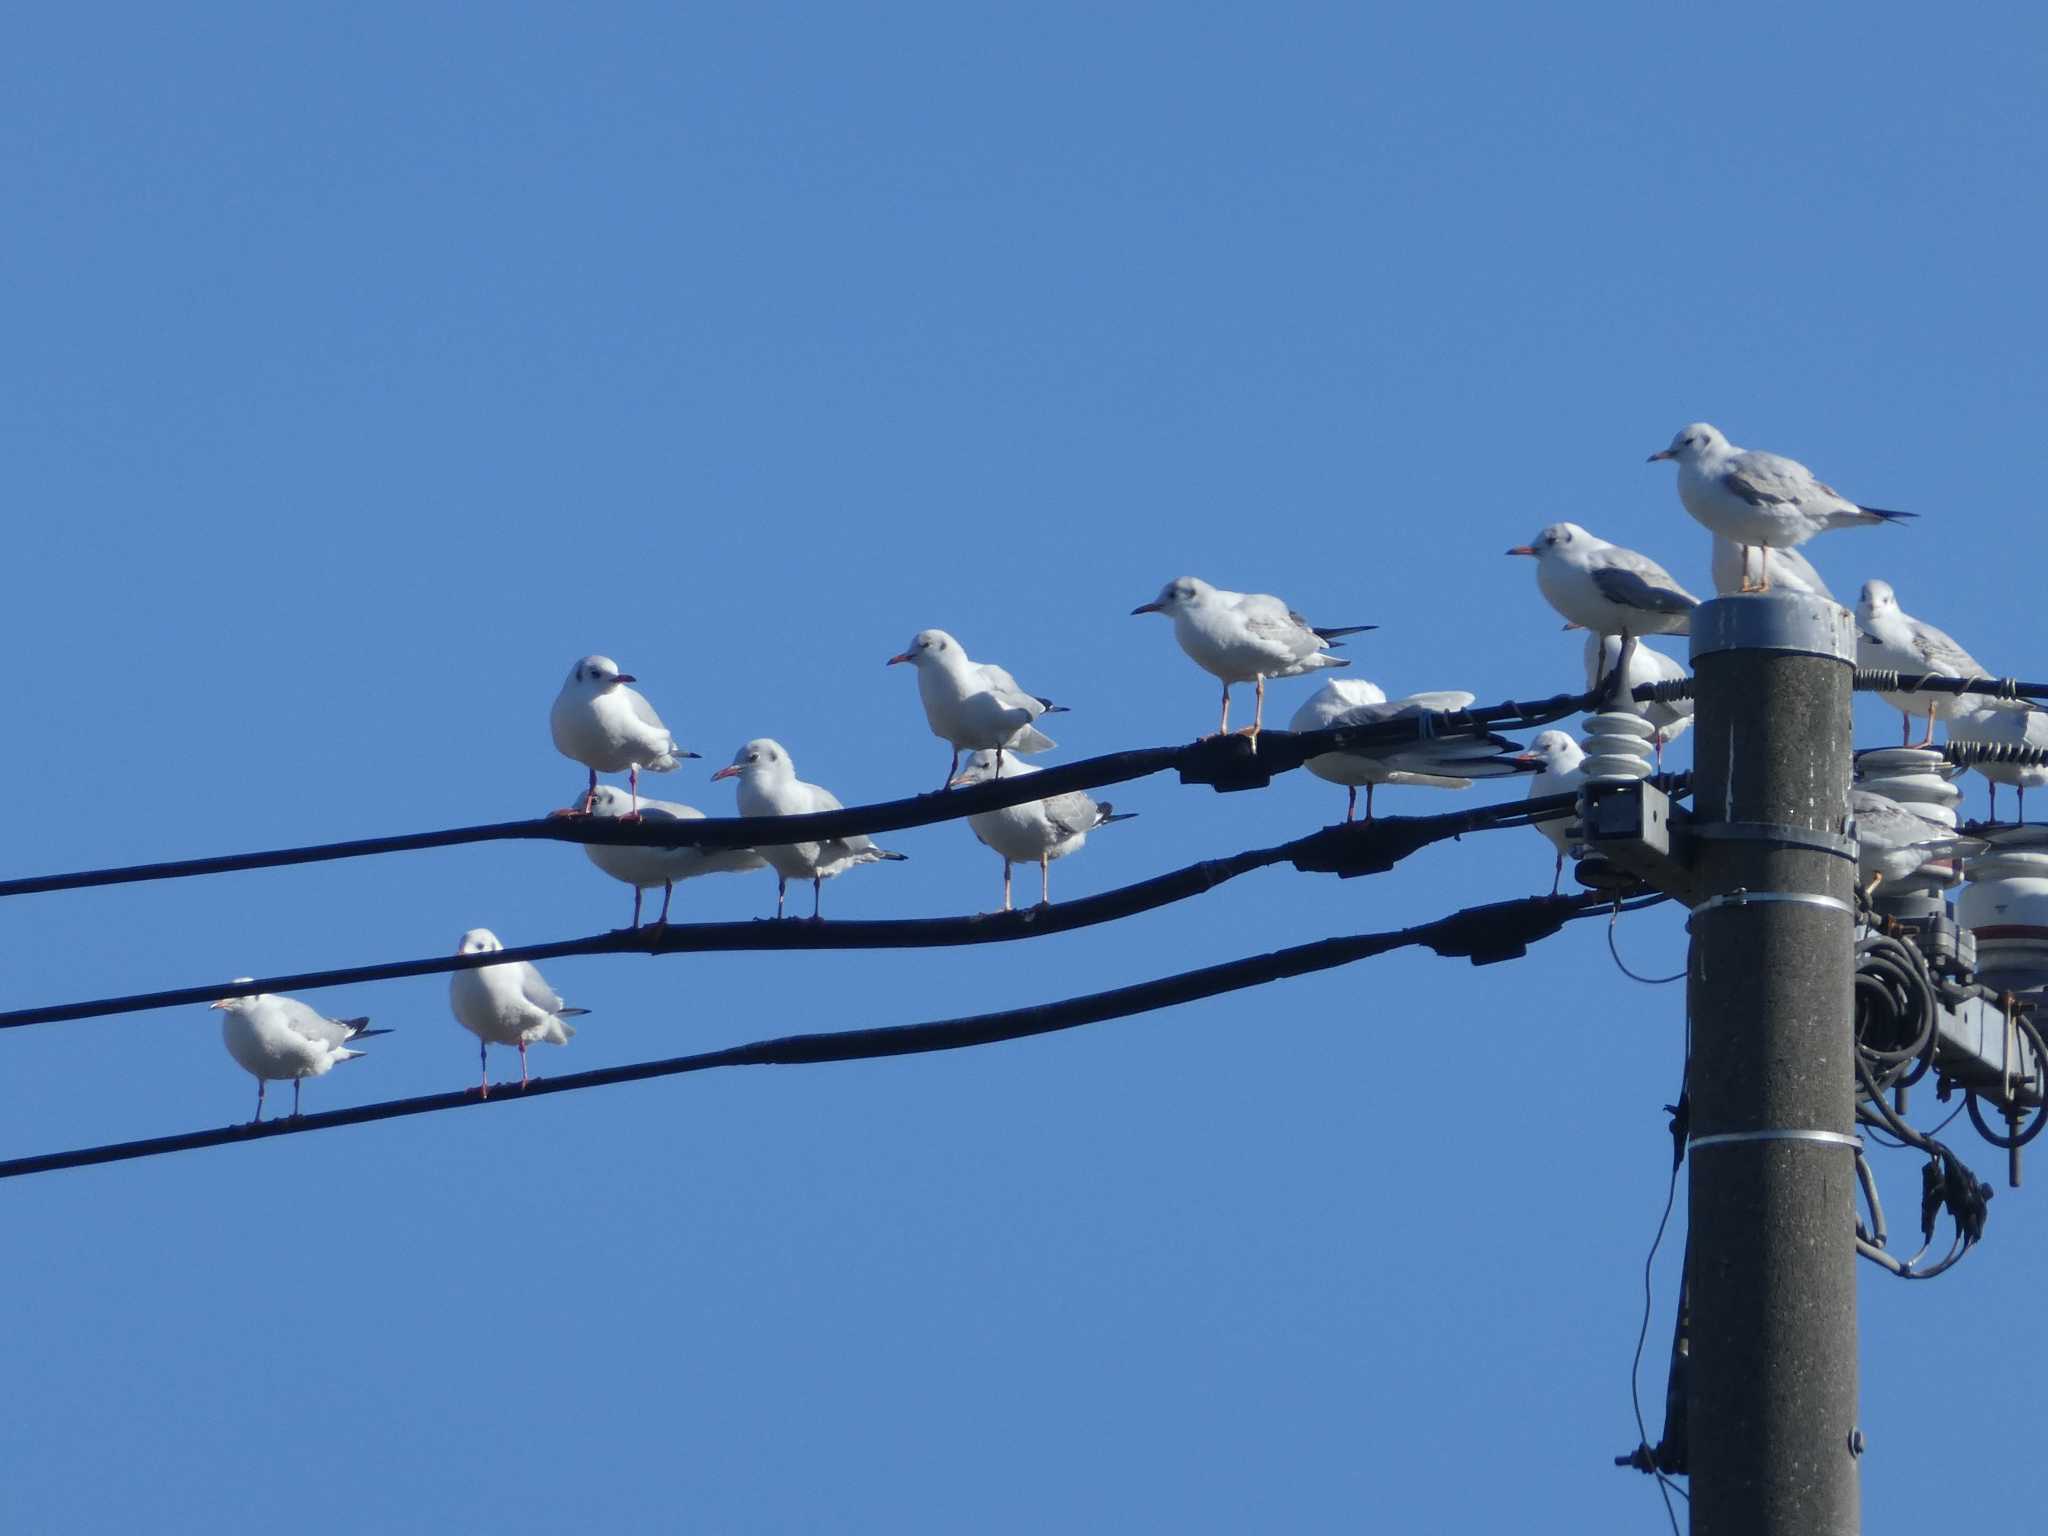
[1685,593,1861,1535]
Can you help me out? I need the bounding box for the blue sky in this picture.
[3,4,2043,1530]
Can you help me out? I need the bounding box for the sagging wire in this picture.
[1607,897,1686,985]
[1617,1005,1691,1530]
[0,889,1666,1182]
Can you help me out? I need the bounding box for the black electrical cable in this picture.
[1852,670,2048,702]
[0,687,1628,900]
[1607,898,1686,985]
[0,794,1638,1033]
[1621,1003,1691,1535]
[0,889,1661,1181]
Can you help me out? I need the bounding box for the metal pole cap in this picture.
[1690,592,1857,664]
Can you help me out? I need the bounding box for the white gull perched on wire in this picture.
[1582,635,1693,767]
[449,928,587,1096]
[551,655,698,815]
[1949,703,2048,823]
[1132,576,1371,739]
[1850,789,1985,898]
[1856,580,2036,748]
[1650,422,1915,592]
[211,986,386,1122]
[579,783,768,928]
[948,750,1134,910]
[1507,523,1699,644]
[886,628,1064,790]
[711,738,907,919]
[1287,679,1528,822]
[1710,534,1832,600]
[1517,730,1586,894]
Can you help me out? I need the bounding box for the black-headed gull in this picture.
[1710,534,1832,600]
[449,928,588,1096]
[1132,576,1371,739]
[1650,423,1914,592]
[886,628,1064,789]
[1851,789,1984,898]
[212,987,387,1122]
[580,783,768,928]
[550,655,698,814]
[1857,579,2034,748]
[1582,635,1692,767]
[1517,730,1586,894]
[948,749,1133,910]
[1506,523,1698,653]
[1288,679,1527,822]
[711,739,908,919]
[1950,703,2048,822]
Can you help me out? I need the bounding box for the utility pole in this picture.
[1685,593,1861,1534]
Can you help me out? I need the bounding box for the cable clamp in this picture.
[1688,888,1855,918]
[1690,1128,1862,1151]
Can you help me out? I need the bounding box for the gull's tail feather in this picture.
[1314,623,1378,644]
[337,1048,368,1064]
[558,1007,592,1019]
[1097,807,1138,827]
[1035,697,1069,715]
[540,1020,577,1045]
[647,750,689,772]
[1857,506,1918,523]
[876,849,910,862]
[349,1023,395,1040]
[1006,725,1057,753]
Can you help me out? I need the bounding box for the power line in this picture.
[0,688,1613,901]
[0,889,1659,1182]
[0,790,1632,1032]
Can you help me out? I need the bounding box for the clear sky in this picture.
[3,3,2043,1530]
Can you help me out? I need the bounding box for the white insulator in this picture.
[1957,827,2048,994]
[1854,746,1966,896]
[1579,710,1656,786]
[1854,747,1962,828]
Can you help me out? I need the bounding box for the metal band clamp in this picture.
[1688,889,1856,919]
[1689,1128,1862,1152]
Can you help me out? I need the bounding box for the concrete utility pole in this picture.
[1685,594,1861,1535]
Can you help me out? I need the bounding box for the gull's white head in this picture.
[710,737,792,784]
[1505,522,1596,560]
[1858,579,1900,621]
[1132,577,1213,617]
[1648,422,1728,465]
[583,784,637,817]
[208,978,261,1012]
[456,929,503,956]
[565,655,635,690]
[1518,730,1583,771]
[886,629,963,669]
[947,749,1020,788]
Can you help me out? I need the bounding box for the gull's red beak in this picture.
[1505,546,1537,557]
[709,763,741,781]
[1131,601,1164,615]
[1647,449,1676,463]
[614,673,637,684]
[886,652,913,666]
